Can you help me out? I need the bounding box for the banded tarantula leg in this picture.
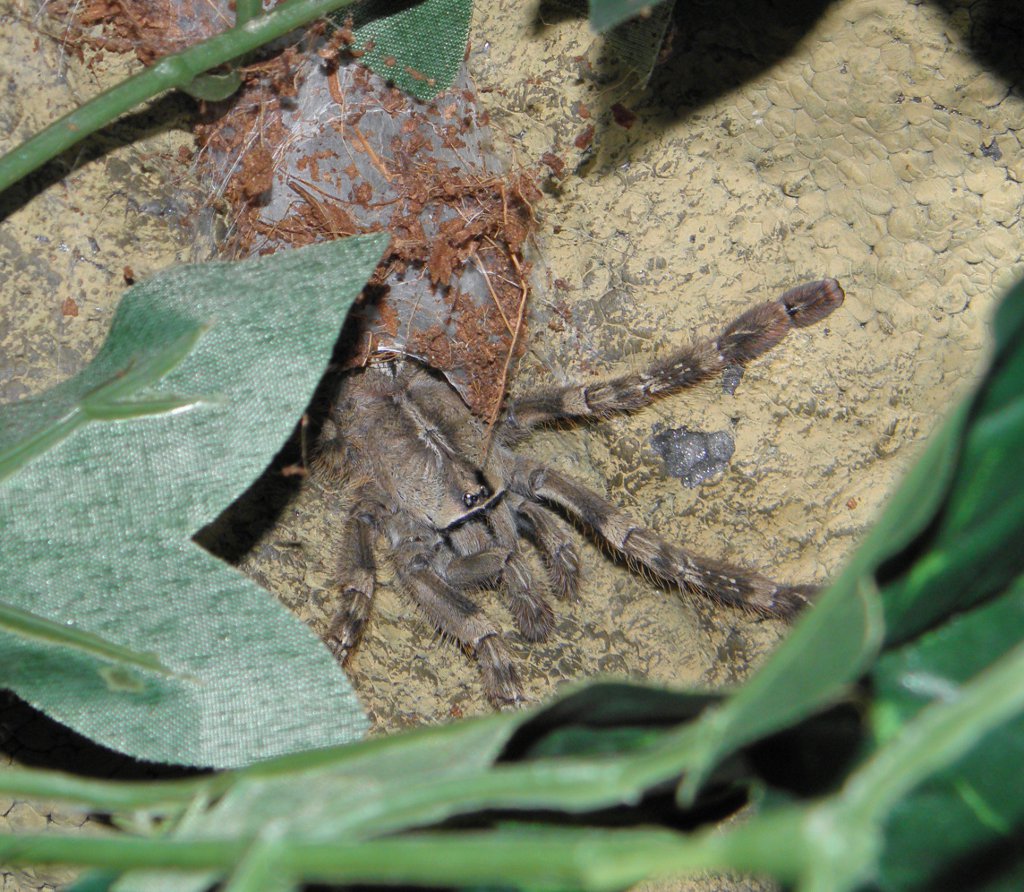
[502,551,555,642]
[513,497,582,601]
[448,516,555,643]
[501,279,844,438]
[444,549,507,589]
[326,502,379,661]
[486,503,557,641]
[395,550,522,704]
[443,546,556,641]
[512,460,814,617]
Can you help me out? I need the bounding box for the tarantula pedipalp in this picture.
[314,278,844,704]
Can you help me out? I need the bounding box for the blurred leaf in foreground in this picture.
[872,579,1024,889]
[0,234,387,768]
[670,281,1024,803]
[878,287,1024,642]
[3,640,1024,891]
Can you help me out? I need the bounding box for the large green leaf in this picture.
[0,235,387,768]
[880,284,1024,642]
[4,640,1024,891]
[675,570,885,801]
[871,577,1024,889]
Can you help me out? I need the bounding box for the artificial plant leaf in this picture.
[499,680,719,761]
[0,601,180,681]
[115,711,525,892]
[667,283,1022,800]
[17,633,1024,892]
[115,682,722,892]
[183,69,243,101]
[798,636,1024,892]
[347,0,473,101]
[65,871,121,892]
[0,235,387,768]
[880,281,1024,642]
[589,0,671,33]
[675,569,885,801]
[871,577,1024,890]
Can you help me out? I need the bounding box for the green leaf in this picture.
[0,235,387,768]
[871,578,1024,889]
[668,279,1024,800]
[3,634,1024,892]
[347,0,473,100]
[0,601,182,683]
[800,637,1024,892]
[675,568,885,802]
[65,871,121,892]
[589,0,671,33]
[880,278,1024,642]
[114,712,524,892]
[183,70,244,101]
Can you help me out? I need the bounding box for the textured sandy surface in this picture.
[2,0,1022,888]
[301,0,1019,729]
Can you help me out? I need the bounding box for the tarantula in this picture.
[313,278,844,703]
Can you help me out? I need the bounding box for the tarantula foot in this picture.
[510,594,555,642]
[476,634,523,705]
[717,278,845,365]
[780,278,845,328]
[326,636,352,664]
[770,583,819,616]
[326,592,372,660]
[550,544,582,602]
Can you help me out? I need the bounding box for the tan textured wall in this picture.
[1,0,1021,887]
[331,0,1019,725]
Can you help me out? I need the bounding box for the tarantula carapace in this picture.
[314,278,844,703]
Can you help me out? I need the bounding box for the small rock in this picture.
[651,426,735,489]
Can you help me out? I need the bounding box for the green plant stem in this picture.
[4,644,1023,890]
[794,637,1024,891]
[0,729,698,831]
[0,0,357,195]
[0,326,208,482]
[0,828,726,890]
[0,766,219,812]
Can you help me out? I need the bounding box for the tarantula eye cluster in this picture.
[313,278,844,704]
[462,483,490,509]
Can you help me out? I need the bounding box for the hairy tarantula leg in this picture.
[327,506,378,661]
[477,501,557,642]
[513,497,582,601]
[501,279,843,437]
[512,461,813,617]
[501,550,556,642]
[448,511,558,643]
[396,560,523,704]
[444,549,507,589]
